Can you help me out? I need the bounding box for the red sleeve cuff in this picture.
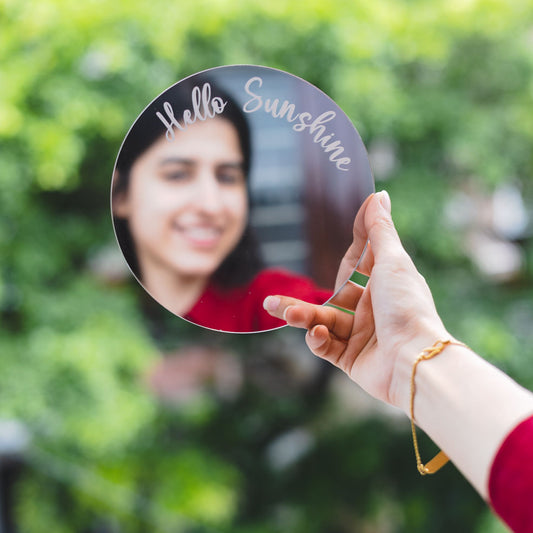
[488,414,533,533]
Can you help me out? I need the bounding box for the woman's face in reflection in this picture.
[115,118,248,281]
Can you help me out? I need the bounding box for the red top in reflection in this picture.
[186,268,332,332]
[489,414,533,532]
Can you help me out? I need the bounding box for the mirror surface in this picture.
[111,65,374,333]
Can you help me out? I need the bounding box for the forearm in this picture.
[391,341,533,498]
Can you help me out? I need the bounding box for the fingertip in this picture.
[283,305,308,328]
[365,190,403,258]
[263,295,280,314]
[306,324,328,351]
[376,190,391,213]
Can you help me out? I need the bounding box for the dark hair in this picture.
[112,74,263,289]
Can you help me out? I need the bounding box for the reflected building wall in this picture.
[213,68,308,276]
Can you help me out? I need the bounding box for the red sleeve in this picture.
[249,268,333,331]
[186,269,332,333]
[488,414,533,533]
[253,268,332,306]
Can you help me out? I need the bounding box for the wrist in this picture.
[388,321,452,414]
[389,338,533,497]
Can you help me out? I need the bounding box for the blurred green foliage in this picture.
[1,0,533,531]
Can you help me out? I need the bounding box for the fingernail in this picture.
[309,325,317,337]
[377,190,391,213]
[263,296,280,312]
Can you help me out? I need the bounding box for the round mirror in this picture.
[111,65,374,333]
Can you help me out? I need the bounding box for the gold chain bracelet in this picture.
[410,339,468,475]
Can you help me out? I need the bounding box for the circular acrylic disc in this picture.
[111,65,374,333]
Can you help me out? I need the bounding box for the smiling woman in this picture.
[111,66,373,333]
[113,118,249,317]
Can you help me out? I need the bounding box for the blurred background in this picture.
[1,0,532,531]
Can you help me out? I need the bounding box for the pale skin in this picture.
[264,191,533,499]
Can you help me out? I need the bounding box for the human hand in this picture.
[263,191,450,411]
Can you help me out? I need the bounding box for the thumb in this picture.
[365,191,404,261]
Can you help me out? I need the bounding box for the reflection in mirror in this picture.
[111,65,374,333]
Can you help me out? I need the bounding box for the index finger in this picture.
[263,295,354,340]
